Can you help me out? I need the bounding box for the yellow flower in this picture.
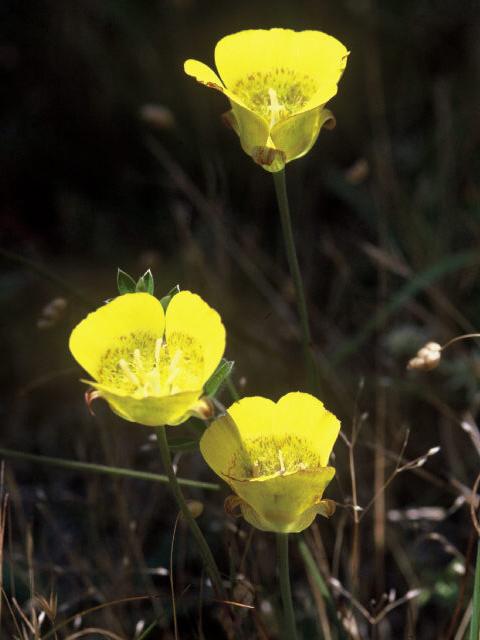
[184,28,348,172]
[200,392,340,533]
[69,291,225,427]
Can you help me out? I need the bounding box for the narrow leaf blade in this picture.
[117,268,137,295]
[136,269,155,295]
[204,359,234,397]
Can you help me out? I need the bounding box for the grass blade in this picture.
[0,447,219,491]
[469,539,480,640]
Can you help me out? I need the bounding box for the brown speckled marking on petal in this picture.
[221,109,239,132]
[233,68,317,120]
[251,146,286,167]
[206,81,224,91]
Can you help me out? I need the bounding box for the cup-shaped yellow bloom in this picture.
[69,291,225,427]
[185,28,348,172]
[200,392,340,533]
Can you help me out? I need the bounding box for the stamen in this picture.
[133,348,143,371]
[268,87,282,127]
[154,338,163,368]
[166,349,183,388]
[278,449,286,475]
[119,358,140,386]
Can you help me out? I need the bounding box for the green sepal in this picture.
[166,417,204,452]
[167,437,199,452]
[117,268,137,295]
[160,284,180,311]
[135,269,155,295]
[204,359,234,397]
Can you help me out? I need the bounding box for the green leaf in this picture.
[117,268,136,295]
[160,284,180,311]
[136,269,154,295]
[204,359,234,397]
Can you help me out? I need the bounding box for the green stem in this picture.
[0,447,219,491]
[155,427,225,598]
[298,539,348,640]
[276,533,298,640]
[273,169,318,393]
[470,538,480,640]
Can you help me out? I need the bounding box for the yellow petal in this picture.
[230,467,336,533]
[200,412,243,477]
[228,101,270,158]
[287,30,348,86]
[215,28,348,90]
[69,293,165,381]
[200,393,340,476]
[200,397,276,477]
[91,382,202,427]
[275,392,340,466]
[184,59,253,114]
[165,291,225,385]
[224,396,276,440]
[270,107,335,164]
[184,59,270,156]
[184,59,224,92]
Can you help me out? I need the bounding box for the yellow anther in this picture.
[166,349,183,389]
[268,87,282,127]
[278,449,286,475]
[144,369,162,396]
[119,358,140,386]
[154,338,163,368]
[133,348,143,371]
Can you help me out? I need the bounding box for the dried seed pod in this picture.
[37,297,68,329]
[233,577,255,608]
[139,104,175,130]
[185,500,204,519]
[407,342,442,371]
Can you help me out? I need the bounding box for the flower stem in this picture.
[155,426,225,598]
[276,533,298,640]
[273,169,318,393]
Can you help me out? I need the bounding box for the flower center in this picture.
[233,68,317,124]
[229,434,322,479]
[97,330,204,397]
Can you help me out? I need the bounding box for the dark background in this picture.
[1,1,480,638]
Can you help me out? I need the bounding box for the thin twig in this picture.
[470,473,480,537]
[329,578,421,625]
